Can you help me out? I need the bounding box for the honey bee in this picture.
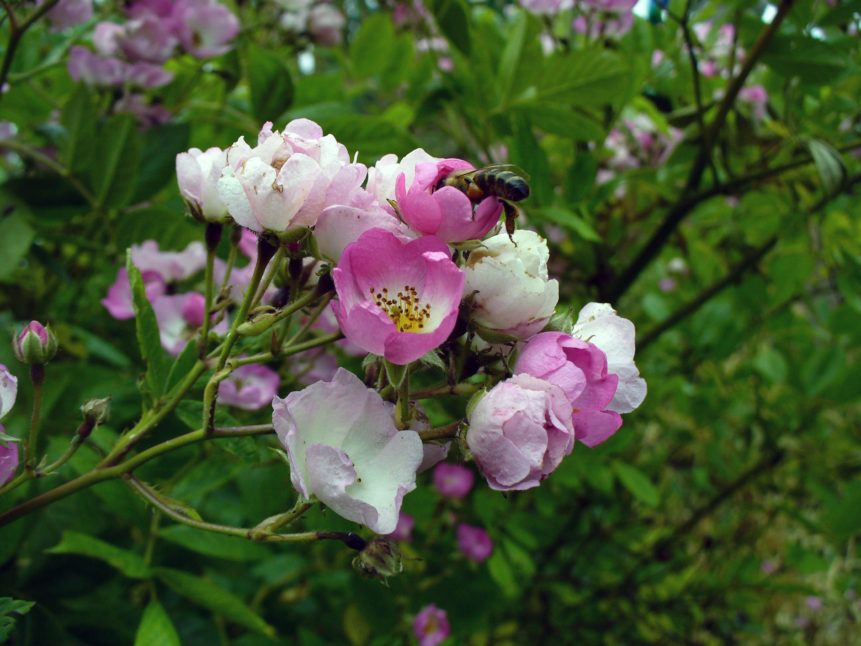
[437,165,530,238]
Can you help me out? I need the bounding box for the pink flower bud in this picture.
[180,292,206,327]
[176,147,230,222]
[433,463,474,500]
[14,321,58,365]
[466,374,574,491]
[456,523,493,563]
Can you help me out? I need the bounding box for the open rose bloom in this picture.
[331,229,464,365]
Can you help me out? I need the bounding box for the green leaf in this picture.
[60,84,97,176]
[247,45,294,124]
[132,123,190,203]
[127,253,171,396]
[116,207,200,251]
[154,567,275,637]
[530,207,601,242]
[752,347,787,384]
[612,462,659,507]
[158,525,272,562]
[92,114,142,209]
[821,481,861,540]
[510,113,552,206]
[807,139,846,193]
[165,339,200,392]
[350,14,395,79]
[430,0,471,56]
[0,597,35,643]
[497,11,528,104]
[47,531,151,579]
[0,211,34,281]
[487,550,519,598]
[762,34,848,85]
[522,104,605,141]
[134,600,181,646]
[537,50,632,107]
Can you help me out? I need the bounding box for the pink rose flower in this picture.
[395,157,502,243]
[131,240,207,282]
[456,523,493,563]
[466,374,574,491]
[571,303,646,415]
[385,512,415,542]
[0,365,17,420]
[117,14,179,64]
[0,434,19,486]
[272,369,423,534]
[433,463,474,500]
[176,147,230,222]
[217,119,366,235]
[413,604,450,646]
[315,201,417,263]
[331,229,464,365]
[308,4,345,46]
[366,148,437,206]
[515,331,622,447]
[218,364,280,411]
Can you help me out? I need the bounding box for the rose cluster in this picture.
[158,118,648,536]
[68,0,239,90]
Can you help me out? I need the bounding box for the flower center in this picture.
[369,285,432,333]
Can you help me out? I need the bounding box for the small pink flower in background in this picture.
[131,240,206,282]
[152,293,226,355]
[0,434,19,486]
[658,277,677,293]
[93,22,124,56]
[463,230,559,339]
[272,369,423,534]
[467,374,574,491]
[571,303,647,415]
[174,0,240,58]
[176,147,230,222]
[117,13,179,64]
[114,94,172,126]
[124,62,174,88]
[45,0,93,31]
[413,604,450,646]
[516,331,621,447]
[102,267,166,320]
[331,229,464,365]
[0,365,18,420]
[433,463,474,500]
[308,4,345,47]
[290,347,339,386]
[218,364,280,411]
[386,512,415,542]
[806,596,823,611]
[739,84,769,121]
[68,47,128,86]
[760,559,778,575]
[395,157,502,243]
[520,0,570,17]
[457,523,493,563]
[218,119,366,234]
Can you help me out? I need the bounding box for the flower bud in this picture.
[13,321,58,365]
[352,538,404,582]
[81,397,111,427]
[463,230,559,339]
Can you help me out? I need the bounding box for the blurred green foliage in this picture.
[1,0,861,644]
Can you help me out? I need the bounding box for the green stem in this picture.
[126,475,322,543]
[24,364,44,472]
[0,0,62,106]
[0,424,274,528]
[282,294,332,347]
[229,332,343,368]
[412,380,485,400]
[217,238,238,295]
[199,223,222,357]
[100,360,207,466]
[251,247,284,309]
[419,421,461,442]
